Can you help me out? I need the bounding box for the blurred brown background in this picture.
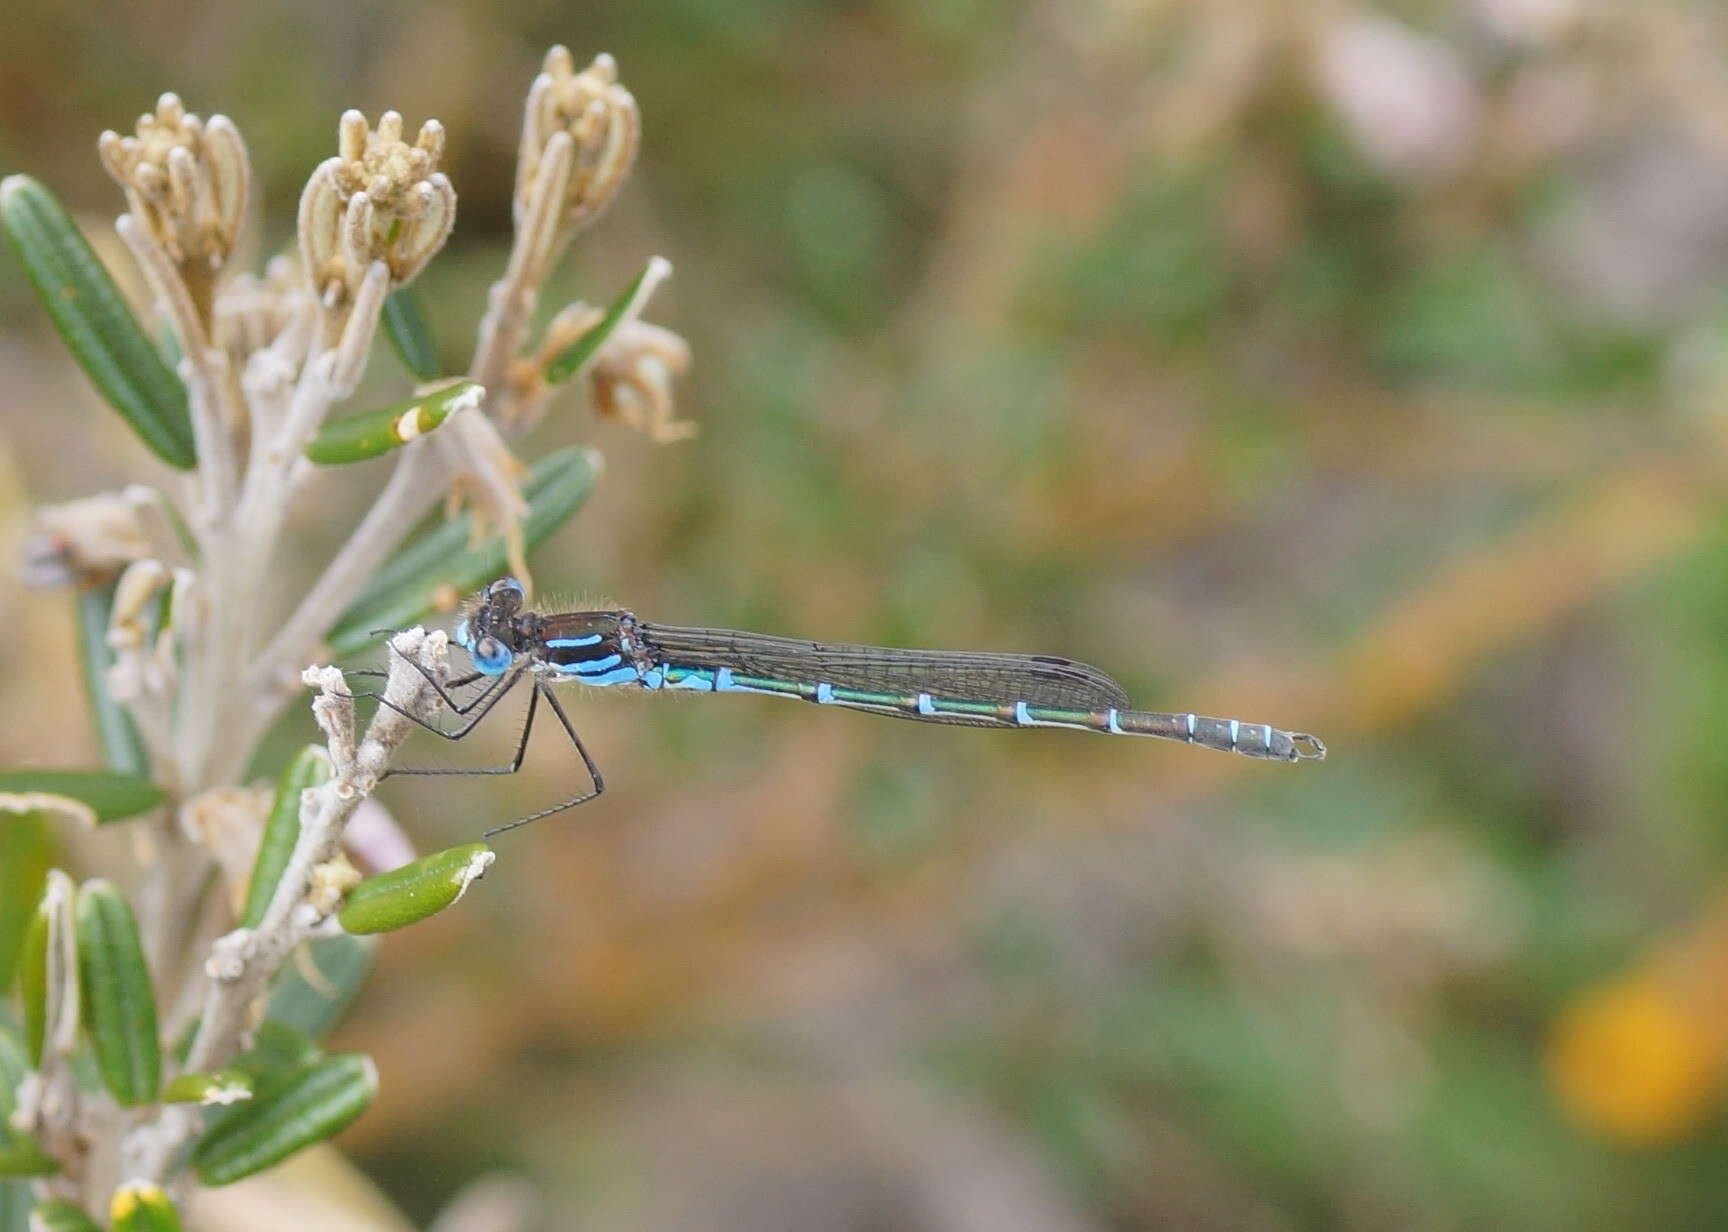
[9,0,1728,1228]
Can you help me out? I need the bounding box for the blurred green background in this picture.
[8,0,1728,1228]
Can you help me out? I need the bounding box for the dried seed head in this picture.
[521,258,692,441]
[298,109,456,320]
[518,47,640,243]
[24,492,152,587]
[585,317,696,443]
[98,93,251,273]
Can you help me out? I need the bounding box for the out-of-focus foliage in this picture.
[7,0,1728,1228]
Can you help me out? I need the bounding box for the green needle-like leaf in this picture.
[0,810,51,995]
[75,585,148,777]
[75,882,159,1106]
[304,380,480,466]
[327,444,602,655]
[0,772,160,824]
[382,285,439,381]
[241,747,331,929]
[0,176,195,469]
[337,844,494,935]
[191,1054,376,1186]
[263,934,376,1042]
[15,904,48,1066]
[543,257,662,384]
[18,871,76,1067]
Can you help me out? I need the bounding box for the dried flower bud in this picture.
[24,493,151,587]
[298,109,456,320]
[586,318,695,443]
[517,47,640,245]
[98,94,249,266]
[98,94,250,323]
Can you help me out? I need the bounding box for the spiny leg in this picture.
[345,666,492,733]
[340,632,508,741]
[362,663,527,743]
[482,683,605,839]
[385,676,540,780]
[373,631,503,717]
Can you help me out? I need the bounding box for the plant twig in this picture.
[125,630,448,1183]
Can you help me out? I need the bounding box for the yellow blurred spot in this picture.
[1548,977,1721,1144]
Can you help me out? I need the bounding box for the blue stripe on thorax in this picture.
[549,653,640,687]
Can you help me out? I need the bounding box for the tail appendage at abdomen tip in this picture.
[1109,708,1327,762]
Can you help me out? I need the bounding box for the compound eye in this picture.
[488,577,526,602]
[470,635,514,676]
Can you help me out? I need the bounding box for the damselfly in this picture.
[379,577,1325,836]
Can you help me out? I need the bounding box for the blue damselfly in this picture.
[380,578,1325,836]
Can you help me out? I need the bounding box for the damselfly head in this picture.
[460,577,532,675]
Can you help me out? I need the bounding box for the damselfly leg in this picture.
[383,677,606,837]
[356,621,606,834]
[346,634,527,741]
[482,684,604,838]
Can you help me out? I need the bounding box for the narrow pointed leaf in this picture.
[382,285,439,380]
[75,881,159,1105]
[161,1069,253,1106]
[264,934,375,1041]
[338,844,494,935]
[27,1199,101,1232]
[0,811,51,995]
[0,176,194,468]
[109,1183,183,1232]
[0,773,159,824]
[191,1054,376,1186]
[304,380,479,466]
[241,747,331,929]
[543,258,658,384]
[14,904,46,1064]
[76,586,148,777]
[19,872,77,1067]
[327,445,602,655]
